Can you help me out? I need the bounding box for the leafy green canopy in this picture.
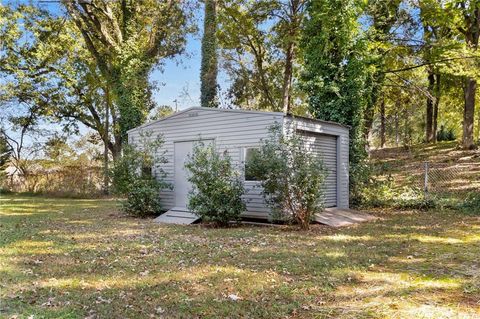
[0,5,71,125]
[0,4,128,159]
[301,0,373,172]
[217,0,306,112]
[62,0,192,139]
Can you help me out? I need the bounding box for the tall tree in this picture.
[62,0,190,141]
[455,1,479,149]
[217,0,306,112]
[363,0,403,143]
[200,0,219,107]
[0,4,122,159]
[300,0,372,196]
[419,0,450,143]
[218,0,280,110]
[275,0,306,114]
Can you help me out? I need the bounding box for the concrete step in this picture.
[314,208,377,227]
[154,209,200,225]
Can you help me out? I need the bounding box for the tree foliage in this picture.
[0,4,117,159]
[62,0,192,140]
[300,0,372,182]
[217,0,306,112]
[200,0,219,108]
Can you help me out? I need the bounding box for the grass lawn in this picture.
[1,195,479,318]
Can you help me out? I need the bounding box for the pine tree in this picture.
[200,0,218,108]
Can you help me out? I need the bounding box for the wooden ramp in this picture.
[314,208,377,227]
[154,208,200,225]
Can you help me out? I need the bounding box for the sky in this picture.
[150,33,202,111]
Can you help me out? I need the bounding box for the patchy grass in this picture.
[1,195,479,318]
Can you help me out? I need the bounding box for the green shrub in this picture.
[437,125,456,142]
[460,192,480,214]
[111,131,168,194]
[394,188,437,210]
[355,176,395,208]
[247,125,327,230]
[110,144,142,195]
[349,160,376,207]
[111,130,170,217]
[356,177,438,210]
[122,179,164,217]
[185,142,246,226]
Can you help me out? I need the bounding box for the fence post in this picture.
[424,162,429,200]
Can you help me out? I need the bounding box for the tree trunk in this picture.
[459,4,479,149]
[403,100,410,148]
[394,111,399,147]
[109,141,122,160]
[364,105,375,148]
[281,42,293,114]
[432,73,440,142]
[281,0,303,114]
[463,77,477,149]
[426,69,435,143]
[200,0,218,108]
[380,97,386,148]
[103,87,110,194]
[477,106,480,141]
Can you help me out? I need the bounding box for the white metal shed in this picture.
[127,107,349,222]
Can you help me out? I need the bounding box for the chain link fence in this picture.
[369,153,480,208]
[386,161,479,204]
[369,143,480,209]
[421,162,480,201]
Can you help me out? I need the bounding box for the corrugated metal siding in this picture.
[128,108,282,219]
[298,131,337,207]
[289,117,350,209]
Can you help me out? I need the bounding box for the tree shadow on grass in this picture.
[1,196,480,318]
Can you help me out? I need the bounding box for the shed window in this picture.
[244,148,260,181]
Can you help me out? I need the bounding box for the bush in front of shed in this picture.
[185,142,246,226]
[111,131,170,217]
[248,125,327,230]
[123,179,164,217]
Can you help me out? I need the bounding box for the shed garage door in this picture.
[298,131,337,207]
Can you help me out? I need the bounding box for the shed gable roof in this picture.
[127,107,283,133]
[127,107,349,134]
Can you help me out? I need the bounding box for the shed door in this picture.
[174,140,213,209]
[298,131,337,207]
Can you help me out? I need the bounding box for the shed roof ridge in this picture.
[127,107,284,133]
[127,107,350,133]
